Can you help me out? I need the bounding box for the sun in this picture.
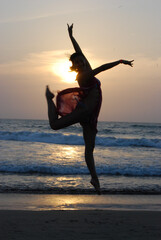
[52,59,77,83]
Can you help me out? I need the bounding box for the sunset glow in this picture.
[52,59,77,84]
[0,0,161,122]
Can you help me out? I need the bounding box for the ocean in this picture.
[0,119,161,195]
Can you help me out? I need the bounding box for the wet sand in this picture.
[0,193,161,211]
[0,194,161,239]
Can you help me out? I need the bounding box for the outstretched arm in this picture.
[92,59,134,76]
[79,59,134,81]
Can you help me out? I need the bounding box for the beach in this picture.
[0,194,161,240]
[1,209,161,240]
[0,120,161,239]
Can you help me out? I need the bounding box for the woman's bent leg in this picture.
[82,124,101,194]
[46,86,88,130]
[46,86,59,129]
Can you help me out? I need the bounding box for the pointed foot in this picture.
[90,178,101,195]
[45,85,55,100]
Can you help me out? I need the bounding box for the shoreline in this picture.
[1,193,161,239]
[0,193,161,211]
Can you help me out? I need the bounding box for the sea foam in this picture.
[0,130,161,148]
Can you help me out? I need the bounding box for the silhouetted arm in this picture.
[67,24,82,53]
[67,24,92,69]
[77,59,134,82]
[92,60,134,76]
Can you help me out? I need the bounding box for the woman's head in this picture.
[69,52,87,72]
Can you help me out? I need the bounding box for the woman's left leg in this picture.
[82,124,101,194]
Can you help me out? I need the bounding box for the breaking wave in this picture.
[0,130,161,148]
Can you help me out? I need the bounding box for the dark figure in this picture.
[46,24,133,194]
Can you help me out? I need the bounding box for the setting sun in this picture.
[52,59,77,84]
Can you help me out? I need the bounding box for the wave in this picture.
[0,131,84,145]
[0,163,161,176]
[0,130,161,148]
[131,123,161,129]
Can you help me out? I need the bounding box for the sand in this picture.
[0,194,161,239]
[0,210,161,240]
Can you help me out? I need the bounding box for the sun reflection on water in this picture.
[45,145,83,163]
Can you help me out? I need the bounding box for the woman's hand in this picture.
[121,60,134,67]
[67,23,73,37]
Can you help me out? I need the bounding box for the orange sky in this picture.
[0,0,161,123]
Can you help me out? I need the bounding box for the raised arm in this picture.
[67,24,92,69]
[92,59,134,76]
[67,24,82,53]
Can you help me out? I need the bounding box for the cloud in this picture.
[0,50,68,76]
[0,4,94,24]
[0,14,53,24]
[0,48,102,76]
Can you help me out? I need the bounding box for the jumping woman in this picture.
[46,24,134,194]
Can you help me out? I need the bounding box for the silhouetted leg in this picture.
[45,86,88,130]
[82,124,101,195]
[45,86,58,128]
